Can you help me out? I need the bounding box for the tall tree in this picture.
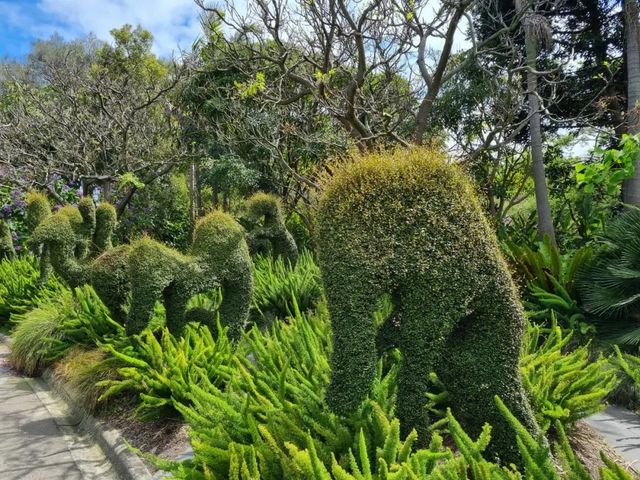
[0,26,187,213]
[623,0,640,204]
[523,5,556,242]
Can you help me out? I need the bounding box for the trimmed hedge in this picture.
[244,192,298,264]
[316,148,539,464]
[0,220,15,260]
[127,211,253,338]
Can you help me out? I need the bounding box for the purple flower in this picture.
[15,245,22,252]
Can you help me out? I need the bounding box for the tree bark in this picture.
[525,18,556,244]
[623,0,640,204]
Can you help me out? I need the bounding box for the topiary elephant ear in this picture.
[0,220,15,260]
[243,192,298,264]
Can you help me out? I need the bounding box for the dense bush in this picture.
[0,256,65,323]
[252,250,323,322]
[316,148,538,463]
[117,173,191,250]
[521,318,617,431]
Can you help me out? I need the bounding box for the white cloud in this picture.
[36,0,202,57]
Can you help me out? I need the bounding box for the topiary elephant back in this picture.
[316,149,539,465]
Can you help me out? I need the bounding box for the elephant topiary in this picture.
[316,149,539,464]
[242,193,298,264]
[126,211,253,338]
[0,220,15,260]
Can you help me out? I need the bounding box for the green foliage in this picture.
[252,250,322,322]
[127,210,253,338]
[578,208,640,345]
[575,134,639,196]
[243,192,299,264]
[9,293,70,375]
[316,148,538,463]
[98,321,234,419]
[0,219,15,259]
[0,256,66,323]
[521,318,617,432]
[53,347,121,412]
[504,235,593,332]
[118,174,190,250]
[44,285,126,361]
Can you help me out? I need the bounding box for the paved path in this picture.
[0,343,118,480]
[586,405,640,470]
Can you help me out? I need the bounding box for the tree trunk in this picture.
[623,0,640,204]
[525,20,556,244]
[187,161,201,225]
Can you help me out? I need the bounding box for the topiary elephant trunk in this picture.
[316,149,539,465]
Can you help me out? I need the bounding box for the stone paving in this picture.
[0,343,118,480]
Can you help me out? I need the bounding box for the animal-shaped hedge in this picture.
[243,193,298,264]
[125,211,253,337]
[29,194,252,337]
[316,149,539,464]
[0,220,14,260]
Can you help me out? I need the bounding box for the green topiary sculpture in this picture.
[29,205,91,286]
[25,191,52,280]
[243,193,298,264]
[127,211,253,337]
[25,191,51,234]
[0,220,15,260]
[92,203,117,254]
[316,149,539,464]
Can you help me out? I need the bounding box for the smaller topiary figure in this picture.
[92,203,117,254]
[127,211,253,337]
[25,191,52,280]
[89,244,132,325]
[29,205,91,285]
[25,191,51,234]
[29,198,114,288]
[0,220,15,260]
[242,193,298,264]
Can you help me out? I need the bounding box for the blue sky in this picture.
[0,0,202,59]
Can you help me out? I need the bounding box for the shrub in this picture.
[98,321,235,419]
[503,235,593,332]
[243,192,298,263]
[578,208,640,345]
[45,285,127,361]
[0,256,66,323]
[9,294,69,375]
[315,148,538,463]
[521,318,617,432]
[252,250,323,322]
[53,347,121,412]
[609,346,640,410]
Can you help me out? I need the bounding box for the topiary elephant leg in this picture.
[37,245,52,284]
[163,284,191,336]
[438,277,539,466]
[218,275,253,341]
[396,286,464,445]
[128,280,168,335]
[325,273,382,416]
